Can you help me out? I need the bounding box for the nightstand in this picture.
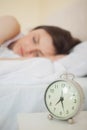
[17,111,87,130]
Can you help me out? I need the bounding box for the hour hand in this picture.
[55,97,63,105]
[55,98,61,105]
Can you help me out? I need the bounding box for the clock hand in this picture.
[61,98,64,111]
[55,89,64,106]
[55,98,61,105]
[55,97,63,105]
[60,88,65,111]
[56,96,65,111]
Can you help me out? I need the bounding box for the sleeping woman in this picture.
[0,15,81,60]
[0,15,87,76]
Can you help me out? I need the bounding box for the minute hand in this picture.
[61,88,65,110]
[61,97,64,111]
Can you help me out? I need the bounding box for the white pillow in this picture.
[57,41,87,77]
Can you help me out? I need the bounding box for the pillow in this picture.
[57,41,87,77]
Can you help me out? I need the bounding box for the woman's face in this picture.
[12,29,56,58]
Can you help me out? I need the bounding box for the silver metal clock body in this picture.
[44,74,84,120]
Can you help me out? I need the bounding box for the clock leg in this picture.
[68,118,74,124]
[48,114,53,120]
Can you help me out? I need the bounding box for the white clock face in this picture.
[44,80,81,120]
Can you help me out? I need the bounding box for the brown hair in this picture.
[33,25,81,54]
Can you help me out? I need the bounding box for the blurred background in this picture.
[0,0,87,40]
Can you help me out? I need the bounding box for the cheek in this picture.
[13,36,32,54]
[18,38,29,48]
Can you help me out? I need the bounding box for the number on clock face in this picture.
[45,80,81,120]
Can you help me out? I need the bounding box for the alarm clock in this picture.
[44,73,84,123]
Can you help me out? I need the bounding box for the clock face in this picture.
[44,80,81,120]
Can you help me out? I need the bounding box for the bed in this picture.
[0,0,87,130]
[0,58,87,130]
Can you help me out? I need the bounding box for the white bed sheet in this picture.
[0,58,66,85]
